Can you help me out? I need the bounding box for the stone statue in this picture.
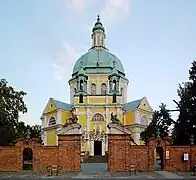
[63,111,78,127]
[110,112,122,126]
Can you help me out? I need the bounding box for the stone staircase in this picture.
[83,155,108,163]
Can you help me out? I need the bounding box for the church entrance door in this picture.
[94,141,102,155]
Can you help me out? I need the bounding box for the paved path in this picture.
[81,163,108,173]
[156,171,183,179]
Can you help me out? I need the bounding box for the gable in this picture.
[43,98,72,115]
[44,98,57,114]
[138,97,153,112]
[123,98,144,111]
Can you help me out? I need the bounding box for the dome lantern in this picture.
[91,15,106,50]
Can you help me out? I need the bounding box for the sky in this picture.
[0,0,196,125]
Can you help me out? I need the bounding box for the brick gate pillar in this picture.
[57,123,81,172]
[107,123,131,172]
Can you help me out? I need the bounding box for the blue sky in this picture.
[0,0,195,125]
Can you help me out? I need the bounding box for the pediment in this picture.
[57,123,82,135]
[107,123,132,135]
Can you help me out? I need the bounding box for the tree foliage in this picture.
[173,61,196,145]
[140,103,173,143]
[0,79,41,145]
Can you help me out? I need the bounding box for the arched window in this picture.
[112,80,117,91]
[101,83,107,95]
[121,88,124,103]
[48,117,56,126]
[80,80,83,91]
[91,83,96,95]
[92,113,104,121]
[141,116,148,125]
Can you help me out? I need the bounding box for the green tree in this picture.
[30,125,41,139]
[173,61,196,145]
[0,79,42,145]
[140,103,173,143]
[0,79,27,145]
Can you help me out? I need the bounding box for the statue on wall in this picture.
[63,111,78,127]
[110,112,122,126]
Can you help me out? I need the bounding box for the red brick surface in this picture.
[1,133,196,173]
[0,135,81,172]
[108,134,196,172]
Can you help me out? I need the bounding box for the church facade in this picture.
[41,16,153,156]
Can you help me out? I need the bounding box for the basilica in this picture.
[41,15,153,156]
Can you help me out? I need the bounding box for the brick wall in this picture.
[108,134,196,172]
[0,134,81,172]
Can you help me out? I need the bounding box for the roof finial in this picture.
[97,14,100,22]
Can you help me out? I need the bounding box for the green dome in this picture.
[72,49,125,75]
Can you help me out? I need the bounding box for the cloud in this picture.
[64,0,89,15]
[100,0,132,27]
[52,42,79,80]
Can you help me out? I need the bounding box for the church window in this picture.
[92,113,104,121]
[80,80,84,91]
[48,117,56,126]
[79,94,83,103]
[101,83,107,95]
[112,94,117,103]
[141,116,148,125]
[112,80,117,91]
[91,83,96,95]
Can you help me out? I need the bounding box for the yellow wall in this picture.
[61,110,72,124]
[89,97,106,104]
[46,129,56,146]
[78,114,87,126]
[124,110,134,125]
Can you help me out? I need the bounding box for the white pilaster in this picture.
[102,141,105,156]
[87,140,90,152]
[57,110,61,124]
[97,76,100,94]
[87,108,91,132]
[117,107,120,119]
[44,131,47,146]
[106,94,108,104]
[56,134,58,146]
[70,87,72,104]
[89,140,94,156]
[106,107,109,133]
[44,115,47,127]
[76,107,79,115]
[135,110,140,124]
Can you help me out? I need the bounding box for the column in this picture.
[102,141,105,156]
[89,140,94,156]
